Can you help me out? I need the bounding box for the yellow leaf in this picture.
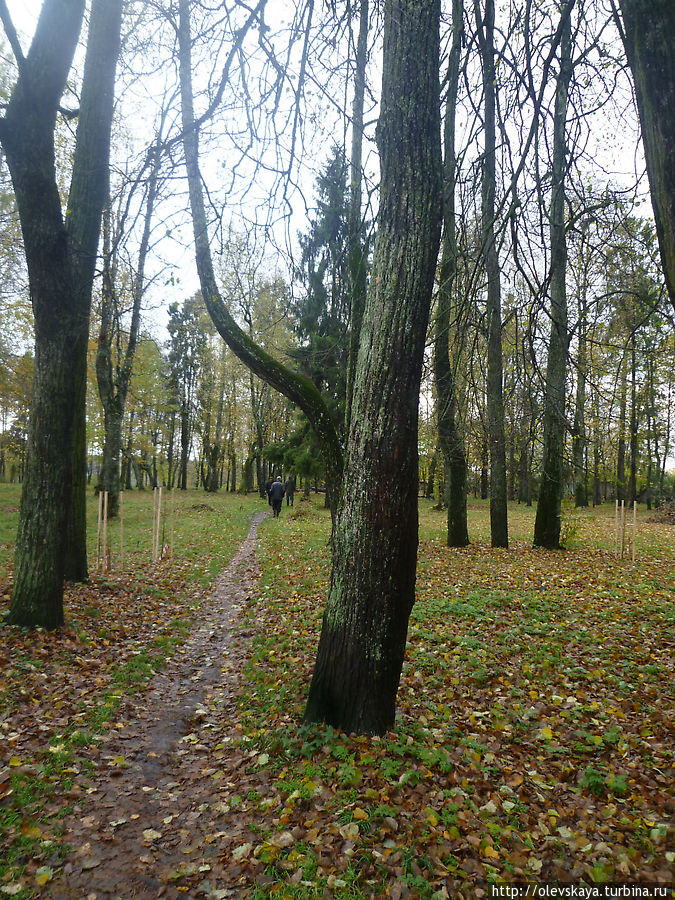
[538,726,553,741]
[8,757,21,767]
[35,867,53,886]
[483,846,499,859]
[353,807,369,821]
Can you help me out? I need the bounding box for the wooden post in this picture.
[119,490,125,572]
[102,491,109,572]
[97,490,104,571]
[152,487,158,562]
[156,486,163,559]
[170,487,175,558]
[620,500,626,559]
[631,500,637,561]
[614,499,619,557]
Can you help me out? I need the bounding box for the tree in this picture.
[475,0,508,548]
[167,296,206,491]
[177,0,343,513]
[434,0,470,548]
[303,0,442,733]
[533,0,573,549]
[0,0,123,627]
[97,138,163,517]
[616,0,675,312]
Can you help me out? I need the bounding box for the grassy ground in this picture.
[0,489,673,897]
[0,485,262,893]
[230,496,674,896]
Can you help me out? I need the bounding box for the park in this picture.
[0,488,673,896]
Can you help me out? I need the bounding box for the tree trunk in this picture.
[573,276,588,507]
[1,0,122,624]
[63,0,124,580]
[177,0,343,515]
[97,141,161,518]
[434,0,469,548]
[304,0,442,734]
[629,339,638,502]
[533,4,572,549]
[476,0,508,548]
[617,0,675,311]
[344,0,369,432]
[617,355,627,501]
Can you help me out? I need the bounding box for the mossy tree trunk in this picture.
[617,0,675,312]
[0,0,122,625]
[304,0,442,735]
[344,0,369,433]
[533,3,572,549]
[434,0,469,548]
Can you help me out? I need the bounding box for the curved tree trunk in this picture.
[177,0,343,514]
[304,0,442,734]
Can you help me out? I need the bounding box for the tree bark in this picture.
[617,355,627,501]
[617,0,675,311]
[304,0,442,734]
[434,0,469,548]
[475,0,508,548]
[573,255,588,507]
[533,3,572,549]
[629,338,638,502]
[344,0,369,433]
[0,0,122,624]
[63,0,123,580]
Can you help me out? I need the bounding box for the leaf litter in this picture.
[0,498,672,898]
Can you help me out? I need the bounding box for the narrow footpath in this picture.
[48,511,270,900]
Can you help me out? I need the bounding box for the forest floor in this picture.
[0,489,674,899]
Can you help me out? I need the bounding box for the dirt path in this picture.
[48,511,269,900]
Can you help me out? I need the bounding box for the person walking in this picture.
[269,476,285,518]
[285,474,296,506]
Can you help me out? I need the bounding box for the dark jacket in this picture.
[269,481,285,502]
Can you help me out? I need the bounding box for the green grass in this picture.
[0,485,263,894]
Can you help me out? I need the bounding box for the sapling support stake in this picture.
[120,491,125,573]
[103,491,109,573]
[152,487,158,562]
[170,487,175,558]
[97,490,104,572]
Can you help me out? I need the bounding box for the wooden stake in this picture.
[120,491,125,573]
[620,500,626,558]
[156,486,163,559]
[614,499,619,557]
[97,490,103,571]
[152,487,158,562]
[103,491,109,572]
[170,487,175,558]
[631,500,637,561]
